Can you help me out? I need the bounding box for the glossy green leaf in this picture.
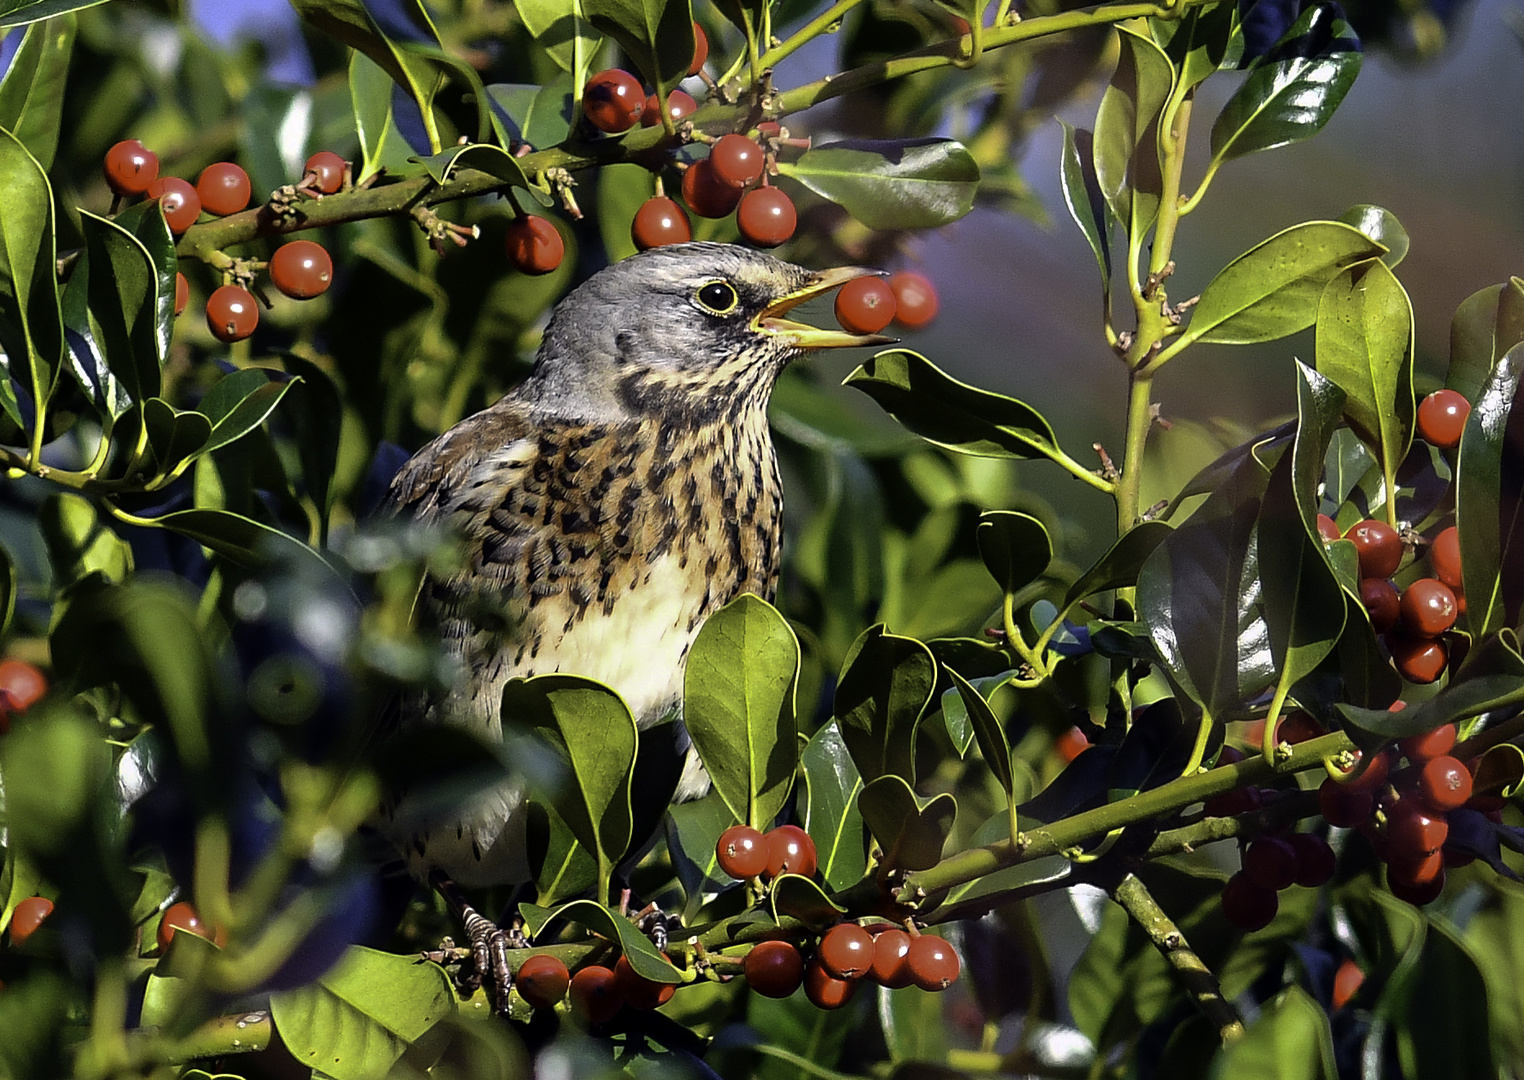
[0,0,106,28]
[684,594,800,830]
[527,897,680,981]
[0,125,61,428]
[1456,343,1524,637]
[1315,260,1414,506]
[1058,122,1112,294]
[1092,24,1171,232]
[280,355,343,543]
[665,791,734,903]
[800,721,867,892]
[857,774,955,872]
[1447,277,1524,404]
[1339,632,1524,738]
[1463,879,1524,1069]
[487,74,576,155]
[1182,221,1382,347]
[38,493,132,587]
[936,811,1070,916]
[1154,0,1241,95]
[413,141,531,191]
[582,0,692,95]
[0,14,73,169]
[527,801,599,904]
[195,369,300,460]
[503,675,637,875]
[845,350,1068,465]
[75,209,163,408]
[975,510,1051,598]
[270,946,455,1080]
[1338,204,1408,268]
[1209,4,1361,166]
[879,971,951,1064]
[769,873,844,930]
[1471,744,1524,799]
[348,51,418,183]
[1063,520,1172,608]
[834,624,936,784]
[1394,922,1493,1080]
[514,0,601,76]
[1208,986,1335,1079]
[946,667,1012,800]
[144,508,337,579]
[776,139,979,230]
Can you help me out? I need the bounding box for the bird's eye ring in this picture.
[696,281,739,314]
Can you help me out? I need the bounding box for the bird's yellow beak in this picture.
[754,265,898,349]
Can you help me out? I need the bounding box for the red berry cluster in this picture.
[511,951,682,1022]
[831,272,943,335]
[740,923,960,1007]
[716,823,818,881]
[581,25,707,137]
[1317,722,1493,906]
[0,657,48,734]
[1221,830,1337,931]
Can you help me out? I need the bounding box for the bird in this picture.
[377,243,890,960]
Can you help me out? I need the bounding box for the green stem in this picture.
[758,0,870,70]
[1116,371,1156,530]
[1148,94,1193,281]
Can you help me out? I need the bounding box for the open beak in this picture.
[754,265,898,350]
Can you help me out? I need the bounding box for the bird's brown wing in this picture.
[382,406,535,523]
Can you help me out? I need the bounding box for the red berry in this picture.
[1387,632,1448,685]
[146,177,201,234]
[764,825,817,879]
[569,965,621,1023]
[1289,832,1337,887]
[716,824,769,880]
[819,923,874,980]
[743,940,804,998]
[1360,577,1399,633]
[1400,578,1458,637]
[641,89,697,127]
[1387,863,1445,905]
[1430,526,1462,590]
[195,162,251,216]
[868,927,914,988]
[8,896,52,947]
[304,151,346,194]
[205,285,258,343]
[1277,711,1325,745]
[905,934,960,991]
[1319,777,1373,828]
[268,240,334,300]
[1054,726,1088,764]
[1242,837,1298,891]
[157,900,226,950]
[689,22,709,75]
[889,271,939,329]
[613,954,675,1010]
[1389,848,1443,887]
[1388,803,1448,856]
[174,272,189,316]
[504,215,564,275]
[582,69,644,133]
[104,139,159,197]
[1417,388,1470,449]
[1316,513,1342,542]
[710,133,766,190]
[834,277,896,335]
[1221,872,1277,931]
[1344,747,1392,794]
[1418,756,1473,811]
[737,186,796,248]
[1345,519,1403,579]
[1204,784,1261,818]
[1400,724,1456,763]
[681,159,742,219]
[631,196,691,250]
[0,659,47,714]
[1332,958,1364,1009]
[803,959,856,1009]
[516,954,571,1009]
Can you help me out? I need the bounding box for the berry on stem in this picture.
[804,959,857,1009]
[195,162,251,216]
[174,272,188,316]
[743,940,804,998]
[146,177,200,234]
[613,954,675,1010]
[819,923,874,980]
[889,271,939,329]
[709,133,765,190]
[1417,388,1470,449]
[582,69,645,133]
[631,196,691,250]
[505,215,564,275]
[1288,833,1337,887]
[1400,723,1456,763]
[1332,958,1364,1009]
[104,139,159,197]
[1399,578,1458,637]
[869,927,914,988]
[0,659,48,716]
[905,933,960,991]
[1387,863,1445,906]
[269,240,334,299]
[569,965,621,1023]
[1360,578,1399,633]
[834,277,896,335]
[1417,756,1473,811]
[1387,633,1448,684]
[1242,837,1298,892]
[304,151,347,195]
[681,159,742,218]
[689,21,708,74]
[1345,519,1403,579]
[641,89,697,128]
[516,954,570,1009]
[764,824,817,878]
[737,186,796,248]
[1387,803,1448,856]
[205,285,259,343]
[157,901,226,950]
[1221,872,1277,931]
[8,896,52,947]
[1429,526,1462,589]
[1316,513,1342,542]
[1319,777,1373,829]
[716,824,768,880]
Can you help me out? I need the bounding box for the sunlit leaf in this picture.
[834,624,936,784]
[0,14,74,169]
[1208,985,1336,1079]
[582,0,693,95]
[1063,520,1172,608]
[856,774,955,872]
[0,125,62,428]
[1448,277,1524,404]
[513,0,601,77]
[776,139,979,229]
[800,721,867,891]
[1093,24,1171,232]
[1338,204,1408,269]
[1455,344,1524,637]
[1058,122,1112,296]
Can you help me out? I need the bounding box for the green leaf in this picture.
[856,774,955,872]
[834,624,936,784]
[1456,344,1524,637]
[38,493,132,587]
[1338,204,1409,269]
[1181,221,1383,347]
[684,594,800,830]
[975,510,1051,598]
[143,508,338,580]
[665,791,736,902]
[800,721,867,892]
[0,124,62,428]
[412,141,531,191]
[1092,24,1172,233]
[75,209,164,408]
[1209,4,1361,166]
[270,946,455,1080]
[1063,520,1172,608]
[769,873,844,930]
[487,75,576,155]
[1314,260,1414,506]
[1208,985,1336,1079]
[1447,277,1524,404]
[1338,632,1524,738]
[936,811,1070,916]
[1471,744,1524,799]
[281,355,343,543]
[513,0,601,76]
[1393,922,1493,1080]
[1058,122,1112,295]
[844,350,1069,465]
[0,0,108,29]
[528,898,680,982]
[503,675,637,876]
[0,14,74,170]
[196,368,300,459]
[1153,0,1241,94]
[1463,879,1524,1069]
[776,139,980,230]
[348,51,420,183]
[946,667,1012,801]
[0,542,12,636]
[581,0,693,95]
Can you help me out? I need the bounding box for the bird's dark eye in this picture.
[696,281,739,314]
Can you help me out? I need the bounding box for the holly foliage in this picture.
[0,0,1521,1077]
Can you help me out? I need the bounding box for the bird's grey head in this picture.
[522,242,891,423]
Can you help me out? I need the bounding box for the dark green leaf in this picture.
[665,791,736,903]
[975,510,1051,598]
[487,75,576,155]
[0,14,74,169]
[1058,122,1112,296]
[776,139,979,230]
[412,142,531,191]
[38,493,132,587]
[1456,344,1524,637]
[769,873,844,929]
[0,0,107,28]
[0,542,12,636]
[834,624,936,784]
[1181,221,1383,347]
[684,594,800,830]
[0,124,62,428]
[582,0,693,95]
[1394,922,1493,1080]
[196,369,300,459]
[946,668,1012,800]
[502,675,637,874]
[1208,986,1336,1079]
[1462,879,1524,1068]
[348,52,420,183]
[1447,277,1524,404]
[281,355,343,543]
[144,508,338,580]
[528,898,680,981]
[1338,204,1408,269]
[76,209,163,408]
[800,721,867,891]
[1063,520,1172,608]
[513,0,601,76]
[1209,4,1361,166]
[1093,25,1171,232]
[936,810,1070,915]
[856,774,955,872]
[526,801,598,904]
[1154,0,1241,93]
[1339,632,1524,738]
